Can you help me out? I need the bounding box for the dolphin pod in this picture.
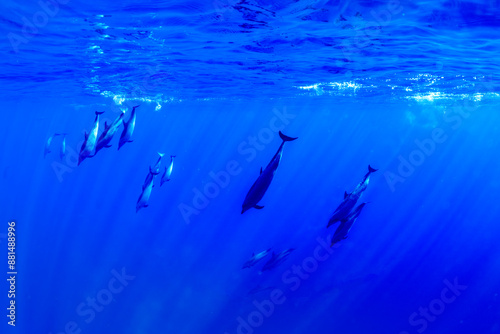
[241,131,298,214]
[327,165,377,228]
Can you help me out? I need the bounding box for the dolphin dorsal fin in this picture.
[344,191,348,199]
[104,121,109,130]
[84,131,88,140]
[260,167,263,175]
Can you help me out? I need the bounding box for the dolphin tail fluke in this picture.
[157,152,165,157]
[368,165,378,173]
[95,111,105,115]
[279,131,298,142]
[171,155,176,158]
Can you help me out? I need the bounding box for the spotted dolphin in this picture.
[241,131,298,214]
[330,202,367,247]
[242,248,271,269]
[160,155,176,186]
[144,152,164,186]
[118,105,140,150]
[78,111,104,166]
[44,133,60,158]
[95,111,125,154]
[136,167,159,213]
[327,165,377,228]
[261,248,295,271]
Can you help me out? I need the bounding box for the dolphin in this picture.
[44,133,60,158]
[136,167,159,213]
[242,248,272,269]
[95,111,125,154]
[144,152,164,186]
[327,165,377,228]
[241,131,298,214]
[160,155,176,186]
[78,111,105,166]
[261,248,295,271]
[118,105,140,150]
[59,133,67,161]
[330,202,367,247]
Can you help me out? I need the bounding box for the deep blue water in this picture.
[2,1,500,334]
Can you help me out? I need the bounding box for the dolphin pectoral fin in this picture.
[254,204,264,209]
[128,140,133,143]
[260,167,262,175]
[104,121,109,129]
[344,191,348,199]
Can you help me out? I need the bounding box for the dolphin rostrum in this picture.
[242,248,271,269]
[78,111,104,166]
[136,167,159,213]
[118,105,140,150]
[95,111,125,154]
[241,131,298,214]
[327,165,377,228]
[160,155,176,186]
[330,202,367,247]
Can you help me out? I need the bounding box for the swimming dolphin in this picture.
[118,105,140,150]
[330,202,367,247]
[327,165,377,228]
[160,155,176,186]
[95,111,125,154]
[59,133,67,161]
[241,131,298,214]
[144,152,164,186]
[136,167,159,213]
[242,248,272,269]
[44,133,60,158]
[261,248,295,271]
[78,111,105,166]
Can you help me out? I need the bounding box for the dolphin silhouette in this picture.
[241,131,297,214]
[160,155,176,186]
[95,111,125,154]
[118,105,139,150]
[78,111,104,166]
[330,202,367,247]
[327,165,377,228]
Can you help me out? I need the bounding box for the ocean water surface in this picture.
[1,1,500,334]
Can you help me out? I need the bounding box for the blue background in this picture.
[1,1,500,334]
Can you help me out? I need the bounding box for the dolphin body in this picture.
[330,202,367,247]
[144,152,164,186]
[241,131,298,214]
[261,248,295,271]
[118,105,140,150]
[95,111,125,154]
[59,133,67,161]
[327,165,377,228]
[136,167,159,213]
[242,248,272,269]
[160,155,176,186]
[44,133,60,158]
[78,111,104,166]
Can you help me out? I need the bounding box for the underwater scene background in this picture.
[1,0,500,334]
